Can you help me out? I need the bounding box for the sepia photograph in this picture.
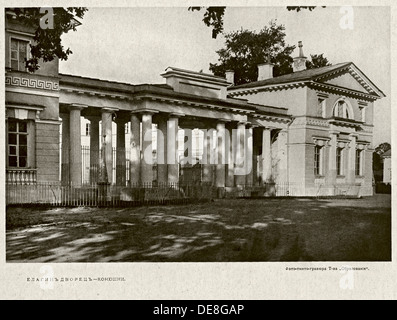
[4,5,391,263]
[1,2,395,301]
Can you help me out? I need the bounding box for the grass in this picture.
[6,194,391,262]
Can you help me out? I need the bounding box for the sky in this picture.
[59,6,391,146]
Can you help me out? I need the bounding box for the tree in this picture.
[372,152,383,182]
[286,6,324,12]
[209,21,295,85]
[189,7,225,39]
[8,8,87,72]
[191,6,325,39]
[375,142,391,155]
[373,142,391,183]
[306,54,331,69]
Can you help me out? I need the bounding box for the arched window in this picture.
[333,99,353,120]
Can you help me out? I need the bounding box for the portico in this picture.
[58,68,291,191]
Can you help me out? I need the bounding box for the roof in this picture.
[229,62,385,98]
[231,62,352,89]
[59,73,290,117]
[60,73,170,93]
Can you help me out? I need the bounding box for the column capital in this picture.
[69,103,87,111]
[217,118,231,123]
[237,121,249,127]
[216,121,226,129]
[349,133,359,138]
[356,142,368,150]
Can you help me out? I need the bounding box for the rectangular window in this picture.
[85,123,90,136]
[10,38,29,71]
[314,146,322,175]
[336,147,343,176]
[8,119,28,168]
[125,123,129,134]
[355,149,362,176]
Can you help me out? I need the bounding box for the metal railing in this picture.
[6,180,368,207]
[5,182,219,206]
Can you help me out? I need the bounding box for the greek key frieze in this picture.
[5,75,59,91]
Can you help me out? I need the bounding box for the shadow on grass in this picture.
[6,195,391,262]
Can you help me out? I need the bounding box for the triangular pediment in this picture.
[314,63,385,97]
[320,71,369,93]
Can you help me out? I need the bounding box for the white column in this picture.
[327,131,338,186]
[60,113,70,185]
[245,125,254,186]
[252,129,259,186]
[141,112,154,185]
[261,128,272,184]
[202,127,214,184]
[157,117,168,185]
[235,122,246,186]
[130,113,141,186]
[348,133,357,184]
[101,108,115,184]
[167,115,180,184]
[226,125,234,187]
[216,121,226,187]
[277,129,288,183]
[69,104,86,186]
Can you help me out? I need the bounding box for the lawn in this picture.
[6,194,391,262]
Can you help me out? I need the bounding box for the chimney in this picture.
[225,70,235,85]
[257,54,274,81]
[293,41,307,72]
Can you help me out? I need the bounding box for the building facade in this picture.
[228,43,385,196]
[5,13,385,198]
[5,12,61,184]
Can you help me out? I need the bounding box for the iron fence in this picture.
[6,180,369,207]
[5,182,218,207]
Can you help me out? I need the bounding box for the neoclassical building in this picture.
[227,42,385,195]
[5,13,385,198]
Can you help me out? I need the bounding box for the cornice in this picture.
[228,81,306,97]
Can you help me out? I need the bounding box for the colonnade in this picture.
[60,104,275,188]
